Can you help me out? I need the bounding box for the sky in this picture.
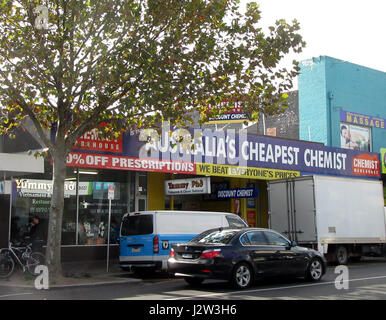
[240,0,386,75]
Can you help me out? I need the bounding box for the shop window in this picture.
[10,178,79,245]
[9,170,145,246]
[78,171,129,246]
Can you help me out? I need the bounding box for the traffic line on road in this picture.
[0,292,34,299]
[166,275,386,300]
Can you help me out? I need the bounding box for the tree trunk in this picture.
[46,149,67,284]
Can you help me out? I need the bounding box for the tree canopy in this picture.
[0,0,305,145]
[0,0,305,281]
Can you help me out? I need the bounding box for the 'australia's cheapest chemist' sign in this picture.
[67,123,380,179]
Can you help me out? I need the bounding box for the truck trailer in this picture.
[267,175,386,264]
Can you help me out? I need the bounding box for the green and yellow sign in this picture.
[381,148,386,174]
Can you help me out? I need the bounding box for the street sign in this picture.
[108,184,115,200]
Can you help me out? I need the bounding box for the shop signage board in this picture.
[206,101,249,124]
[165,177,211,195]
[217,188,258,199]
[75,128,123,153]
[340,110,385,129]
[68,124,381,180]
[14,179,92,198]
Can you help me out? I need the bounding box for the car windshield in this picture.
[191,229,238,244]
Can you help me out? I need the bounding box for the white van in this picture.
[119,210,248,271]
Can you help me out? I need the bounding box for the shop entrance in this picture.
[162,175,269,228]
[134,172,147,211]
[0,194,10,248]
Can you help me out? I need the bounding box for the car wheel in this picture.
[231,263,253,289]
[335,246,348,265]
[306,258,323,282]
[184,277,204,286]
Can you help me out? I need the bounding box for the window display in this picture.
[9,170,147,246]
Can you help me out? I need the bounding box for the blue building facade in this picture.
[299,56,386,204]
[299,56,386,154]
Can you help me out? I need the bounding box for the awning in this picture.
[0,152,44,174]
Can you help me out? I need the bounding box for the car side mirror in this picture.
[291,241,297,247]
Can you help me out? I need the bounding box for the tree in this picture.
[0,0,305,282]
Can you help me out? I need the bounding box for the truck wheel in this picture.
[335,246,348,265]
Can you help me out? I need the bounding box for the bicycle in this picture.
[0,241,45,278]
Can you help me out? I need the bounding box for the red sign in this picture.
[208,100,244,114]
[66,152,196,174]
[246,210,256,227]
[352,153,380,177]
[74,129,122,153]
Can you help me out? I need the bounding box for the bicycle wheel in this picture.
[0,252,15,278]
[26,252,45,276]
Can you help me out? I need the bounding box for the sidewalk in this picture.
[0,260,142,289]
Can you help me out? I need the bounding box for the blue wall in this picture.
[299,56,386,153]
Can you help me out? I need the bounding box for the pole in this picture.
[107,197,111,273]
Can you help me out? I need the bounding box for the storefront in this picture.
[0,153,44,249]
[66,123,381,232]
[162,174,267,228]
[5,167,148,261]
[2,123,382,261]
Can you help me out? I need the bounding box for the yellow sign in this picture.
[196,163,300,180]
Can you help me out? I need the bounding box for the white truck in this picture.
[267,175,386,264]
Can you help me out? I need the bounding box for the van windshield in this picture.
[121,215,153,236]
[191,229,238,244]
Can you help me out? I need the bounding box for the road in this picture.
[1,258,385,301]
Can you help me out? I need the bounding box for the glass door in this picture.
[135,172,147,212]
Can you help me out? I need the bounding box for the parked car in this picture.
[168,227,327,289]
[119,211,248,272]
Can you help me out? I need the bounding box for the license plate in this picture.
[182,254,193,259]
[132,248,141,253]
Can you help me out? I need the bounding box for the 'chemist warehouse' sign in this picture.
[67,122,380,179]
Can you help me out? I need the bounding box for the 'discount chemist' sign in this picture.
[217,188,258,199]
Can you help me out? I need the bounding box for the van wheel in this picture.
[231,262,253,289]
[335,246,348,265]
[184,277,204,286]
